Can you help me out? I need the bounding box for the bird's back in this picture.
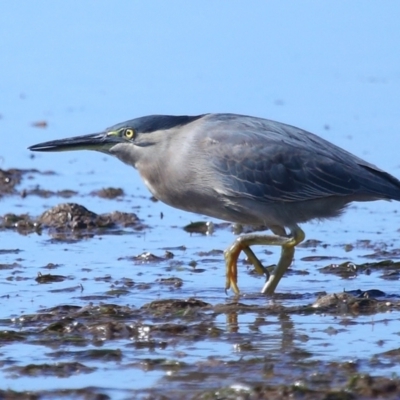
[197,113,400,204]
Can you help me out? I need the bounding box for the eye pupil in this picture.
[125,129,134,139]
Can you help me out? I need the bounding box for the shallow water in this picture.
[1,2,400,399]
[1,159,400,399]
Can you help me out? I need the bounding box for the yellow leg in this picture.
[224,226,305,295]
[242,246,269,278]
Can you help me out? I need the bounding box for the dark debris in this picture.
[0,168,24,196]
[0,202,145,239]
[91,187,124,199]
[1,293,400,398]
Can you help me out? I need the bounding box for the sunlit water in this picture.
[1,1,400,397]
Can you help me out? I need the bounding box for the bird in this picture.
[28,113,400,295]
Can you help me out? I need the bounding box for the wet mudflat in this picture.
[1,166,400,399]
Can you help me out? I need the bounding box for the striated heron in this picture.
[29,114,400,295]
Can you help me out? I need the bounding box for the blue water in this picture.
[1,1,400,396]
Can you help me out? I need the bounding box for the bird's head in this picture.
[28,114,204,168]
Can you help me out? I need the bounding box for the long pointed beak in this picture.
[28,132,121,152]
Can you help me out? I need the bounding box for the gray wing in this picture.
[203,114,400,202]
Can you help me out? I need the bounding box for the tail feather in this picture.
[360,165,400,201]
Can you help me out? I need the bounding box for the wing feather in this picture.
[201,114,400,202]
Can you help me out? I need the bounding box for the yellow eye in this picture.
[124,129,135,139]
